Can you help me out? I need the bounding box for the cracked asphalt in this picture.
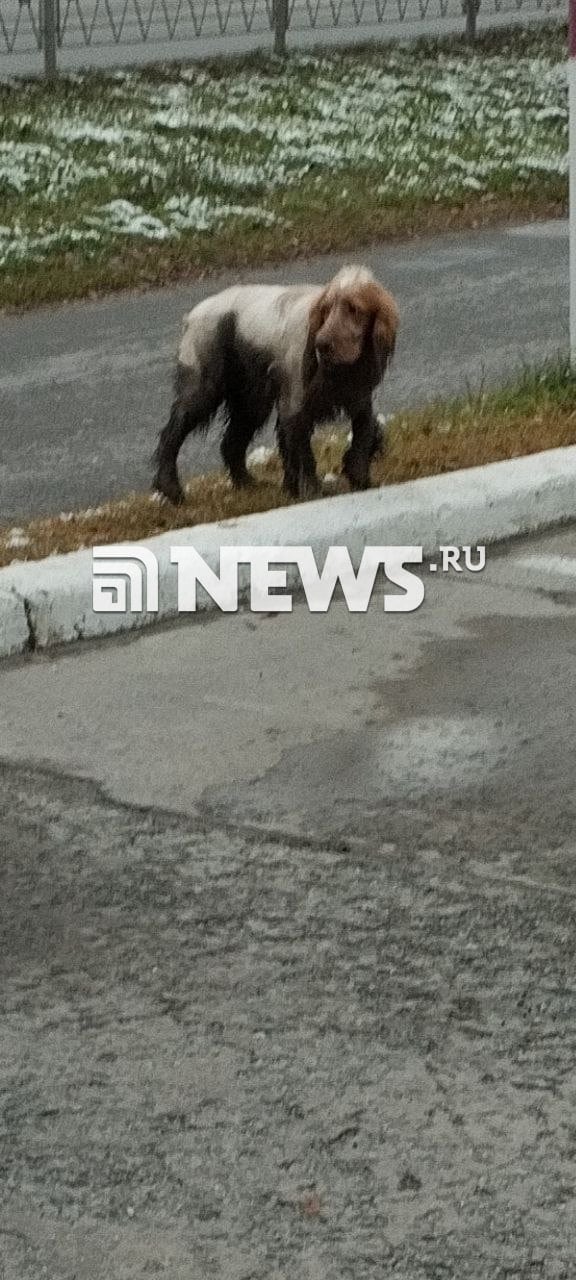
[1,527,576,1277]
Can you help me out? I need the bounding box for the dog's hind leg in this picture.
[152,367,221,505]
[221,386,276,489]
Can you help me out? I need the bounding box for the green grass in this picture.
[0,23,568,308]
[1,358,575,568]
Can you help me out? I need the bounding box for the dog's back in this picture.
[179,283,320,394]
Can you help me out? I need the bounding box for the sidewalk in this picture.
[1,525,575,1278]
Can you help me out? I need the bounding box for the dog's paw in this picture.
[322,472,347,496]
[299,476,322,502]
[152,475,186,506]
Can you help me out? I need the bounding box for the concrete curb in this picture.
[2,444,576,658]
[0,588,31,657]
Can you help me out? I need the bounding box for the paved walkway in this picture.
[0,526,575,1278]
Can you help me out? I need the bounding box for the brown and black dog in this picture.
[153,265,399,504]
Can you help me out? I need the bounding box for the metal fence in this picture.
[0,0,566,77]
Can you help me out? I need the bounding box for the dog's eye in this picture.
[346,300,360,321]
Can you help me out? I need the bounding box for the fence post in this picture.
[464,0,477,44]
[273,0,288,56]
[41,0,58,78]
[570,0,576,365]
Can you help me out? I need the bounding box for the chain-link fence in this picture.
[0,0,566,77]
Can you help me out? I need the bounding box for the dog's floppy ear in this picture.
[303,288,330,386]
[308,287,330,342]
[371,287,399,376]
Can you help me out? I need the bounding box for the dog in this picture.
[152,264,399,503]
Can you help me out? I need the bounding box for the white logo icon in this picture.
[92,545,159,614]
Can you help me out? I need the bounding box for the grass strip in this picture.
[1,360,575,570]
[0,23,568,309]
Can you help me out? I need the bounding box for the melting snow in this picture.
[0,46,568,268]
[5,528,30,549]
[247,445,277,466]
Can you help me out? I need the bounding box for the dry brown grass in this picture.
[2,365,575,570]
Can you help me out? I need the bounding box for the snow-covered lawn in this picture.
[0,28,567,281]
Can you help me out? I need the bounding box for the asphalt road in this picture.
[1,525,576,1277]
[0,218,569,523]
[0,4,558,78]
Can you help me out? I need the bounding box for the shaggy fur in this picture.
[152,265,399,503]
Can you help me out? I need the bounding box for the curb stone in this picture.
[0,588,30,658]
[2,445,576,657]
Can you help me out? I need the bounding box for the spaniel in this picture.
[152,264,399,504]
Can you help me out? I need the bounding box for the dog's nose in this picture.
[316,336,333,359]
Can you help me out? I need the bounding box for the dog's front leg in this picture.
[277,406,321,500]
[342,401,381,491]
[370,411,387,459]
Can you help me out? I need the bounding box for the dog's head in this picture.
[309,266,399,377]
